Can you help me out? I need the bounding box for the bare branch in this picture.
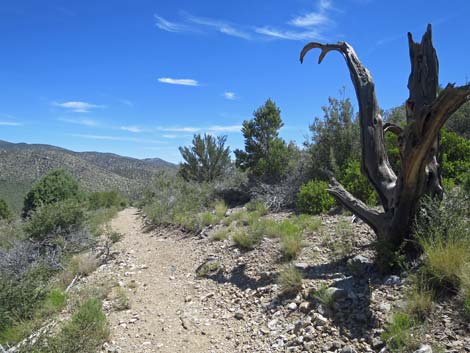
[383,123,403,136]
[327,174,383,232]
[300,41,397,210]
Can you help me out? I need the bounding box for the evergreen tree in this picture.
[178,134,231,182]
[234,99,290,182]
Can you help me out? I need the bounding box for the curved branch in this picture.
[383,123,403,136]
[300,41,397,211]
[327,174,384,233]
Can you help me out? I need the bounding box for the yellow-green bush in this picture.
[296,180,335,215]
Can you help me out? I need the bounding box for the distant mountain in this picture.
[0,140,176,211]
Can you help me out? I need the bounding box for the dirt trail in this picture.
[102,208,238,353]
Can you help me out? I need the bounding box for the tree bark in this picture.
[301,24,470,249]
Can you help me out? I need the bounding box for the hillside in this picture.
[0,140,175,211]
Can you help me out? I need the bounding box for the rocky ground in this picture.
[78,208,470,353]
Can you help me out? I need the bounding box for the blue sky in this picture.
[0,0,469,163]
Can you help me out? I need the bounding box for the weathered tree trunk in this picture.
[300,24,470,250]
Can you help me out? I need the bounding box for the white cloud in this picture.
[223,92,237,100]
[207,125,241,132]
[58,117,99,126]
[185,14,251,39]
[119,99,134,107]
[53,101,104,113]
[158,77,199,86]
[255,27,323,41]
[162,134,179,138]
[71,134,165,144]
[0,121,22,126]
[154,14,189,32]
[157,126,200,132]
[289,12,329,27]
[120,126,143,133]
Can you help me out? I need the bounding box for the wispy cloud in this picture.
[207,125,241,132]
[0,121,22,126]
[158,77,199,86]
[120,126,143,133]
[154,14,189,32]
[185,13,251,39]
[154,0,338,42]
[119,99,134,107]
[71,134,165,144]
[58,117,100,126]
[223,92,237,100]
[162,134,179,138]
[53,101,104,113]
[255,27,323,41]
[157,126,200,132]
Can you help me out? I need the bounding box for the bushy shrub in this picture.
[296,180,335,215]
[142,171,213,230]
[0,198,12,220]
[88,191,127,210]
[339,159,377,205]
[22,169,83,217]
[48,298,109,353]
[24,199,85,240]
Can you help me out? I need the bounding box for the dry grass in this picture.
[278,265,303,295]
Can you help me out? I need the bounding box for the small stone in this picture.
[299,301,311,313]
[312,313,328,326]
[287,302,298,310]
[347,255,372,277]
[384,275,403,286]
[234,311,244,320]
[413,345,432,353]
[341,346,357,353]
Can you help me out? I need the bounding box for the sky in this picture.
[0,0,469,163]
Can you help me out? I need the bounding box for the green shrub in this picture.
[278,265,303,295]
[87,207,119,237]
[296,180,335,215]
[339,159,377,205]
[213,200,228,218]
[293,214,322,233]
[88,191,127,210]
[382,313,419,353]
[211,228,230,241]
[0,266,51,337]
[142,172,213,230]
[310,284,334,309]
[22,169,82,217]
[24,199,85,240]
[49,298,109,353]
[0,198,12,220]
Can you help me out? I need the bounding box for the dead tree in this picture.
[300,24,470,250]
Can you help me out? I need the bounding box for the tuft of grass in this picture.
[87,206,119,237]
[111,287,130,311]
[213,200,228,219]
[280,231,303,261]
[310,284,334,309]
[108,231,123,243]
[245,200,268,215]
[278,265,303,295]
[404,287,433,322]
[69,253,99,277]
[381,313,420,353]
[40,289,67,316]
[199,212,217,226]
[196,261,221,277]
[211,228,230,241]
[232,229,262,250]
[293,214,322,233]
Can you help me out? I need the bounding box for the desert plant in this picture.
[0,198,12,220]
[310,284,335,309]
[88,190,127,210]
[278,265,303,295]
[245,200,268,215]
[235,99,292,182]
[111,287,130,311]
[178,134,231,183]
[24,199,85,240]
[297,180,335,215]
[381,313,420,353]
[22,169,82,217]
[232,229,262,250]
[280,232,303,260]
